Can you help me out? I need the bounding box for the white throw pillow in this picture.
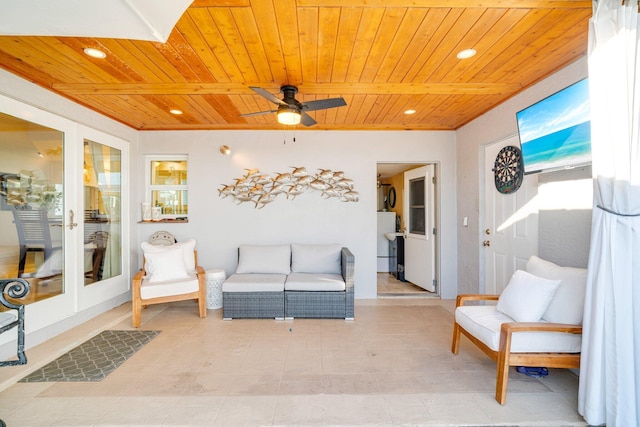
[291,243,342,274]
[496,270,561,322]
[143,245,189,283]
[141,239,196,273]
[526,255,587,325]
[236,244,291,274]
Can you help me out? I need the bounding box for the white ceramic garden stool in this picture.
[205,269,226,309]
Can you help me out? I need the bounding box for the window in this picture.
[409,177,426,235]
[145,155,188,220]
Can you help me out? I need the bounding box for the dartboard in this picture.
[492,145,523,194]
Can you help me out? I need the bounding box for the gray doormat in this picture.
[19,330,160,382]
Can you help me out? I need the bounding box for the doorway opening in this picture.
[376,162,439,298]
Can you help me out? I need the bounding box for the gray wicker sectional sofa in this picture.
[222,243,354,320]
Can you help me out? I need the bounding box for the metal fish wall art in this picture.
[219,167,359,208]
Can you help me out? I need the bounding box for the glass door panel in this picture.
[77,125,129,312]
[0,112,65,304]
[83,140,122,285]
[409,177,426,235]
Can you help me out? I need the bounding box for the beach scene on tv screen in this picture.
[517,79,591,174]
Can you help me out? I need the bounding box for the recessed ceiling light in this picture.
[169,109,183,115]
[456,48,477,60]
[83,47,106,59]
[404,109,416,115]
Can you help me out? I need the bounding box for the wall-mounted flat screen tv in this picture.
[516,78,591,174]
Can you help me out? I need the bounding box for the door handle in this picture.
[483,240,491,247]
[67,209,78,230]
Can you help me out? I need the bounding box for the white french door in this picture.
[0,96,129,345]
[77,125,129,311]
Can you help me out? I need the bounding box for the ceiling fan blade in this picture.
[300,111,317,127]
[239,109,277,117]
[302,97,347,112]
[249,86,288,106]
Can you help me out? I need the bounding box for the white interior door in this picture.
[403,165,436,292]
[483,137,538,294]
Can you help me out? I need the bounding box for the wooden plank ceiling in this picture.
[0,0,592,131]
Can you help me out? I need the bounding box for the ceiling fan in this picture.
[241,85,347,126]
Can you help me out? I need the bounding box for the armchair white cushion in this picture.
[495,270,561,322]
[455,305,582,353]
[526,255,587,325]
[140,274,199,299]
[143,245,190,283]
[141,239,196,274]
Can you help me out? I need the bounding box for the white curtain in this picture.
[579,1,640,425]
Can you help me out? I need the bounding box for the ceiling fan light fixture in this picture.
[277,106,301,125]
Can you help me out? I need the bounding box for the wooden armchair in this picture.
[451,293,582,405]
[132,243,206,328]
[451,256,587,405]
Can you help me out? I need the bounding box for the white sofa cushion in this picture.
[291,243,342,274]
[456,305,582,353]
[236,245,291,274]
[496,270,560,322]
[223,273,286,292]
[140,273,199,299]
[284,272,345,291]
[141,239,197,274]
[526,255,587,325]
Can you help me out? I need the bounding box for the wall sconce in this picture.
[219,145,231,155]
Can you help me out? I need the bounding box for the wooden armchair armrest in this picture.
[455,293,500,307]
[132,269,144,283]
[501,322,582,335]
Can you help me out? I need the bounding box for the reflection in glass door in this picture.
[83,140,121,285]
[0,112,64,303]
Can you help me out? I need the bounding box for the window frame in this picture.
[144,154,188,220]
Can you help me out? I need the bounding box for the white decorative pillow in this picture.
[143,245,189,283]
[496,270,561,322]
[291,243,342,274]
[526,255,587,325]
[236,244,291,274]
[141,239,196,273]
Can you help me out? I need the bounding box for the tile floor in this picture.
[377,273,436,297]
[0,297,587,426]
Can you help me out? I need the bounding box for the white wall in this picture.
[456,57,589,294]
[137,130,458,299]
